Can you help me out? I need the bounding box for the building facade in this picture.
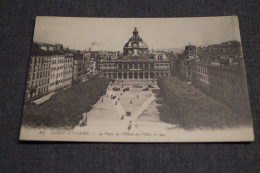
[49,54,65,92]
[191,62,210,93]
[207,61,250,115]
[101,27,171,80]
[25,50,51,102]
[72,53,84,82]
[174,41,249,115]
[63,53,73,88]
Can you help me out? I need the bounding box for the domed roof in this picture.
[138,41,148,47]
[123,27,148,49]
[123,40,148,48]
[123,27,149,56]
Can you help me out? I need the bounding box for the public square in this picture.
[74,79,175,132]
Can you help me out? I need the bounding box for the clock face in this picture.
[132,43,137,47]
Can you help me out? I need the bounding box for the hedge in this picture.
[157,77,252,129]
[22,76,109,129]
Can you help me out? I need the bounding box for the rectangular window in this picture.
[145,64,148,69]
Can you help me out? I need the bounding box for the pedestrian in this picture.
[130,100,132,104]
[120,92,122,96]
[137,94,138,98]
[85,114,87,125]
[118,98,120,101]
[121,114,124,120]
[80,114,87,126]
[128,120,132,130]
[101,97,103,102]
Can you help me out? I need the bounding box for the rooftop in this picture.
[31,48,64,56]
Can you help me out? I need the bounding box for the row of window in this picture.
[51,65,64,71]
[113,72,169,78]
[31,57,52,65]
[37,86,48,95]
[49,79,66,86]
[154,64,169,69]
[31,71,50,80]
[29,60,73,73]
[50,72,64,79]
[64,63,73,68]
[117,63,155,70]
[192,65,240,84]
[64,68,73,72]
[51,58,72,64]
[102,65,116,69]
[26,85,49,99]
[30,64,51,72]
[29,78,50,88]
[27,77,72,99]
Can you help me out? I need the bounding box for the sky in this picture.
[33,16,241,52]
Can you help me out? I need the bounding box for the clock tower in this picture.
[123,27,148,56]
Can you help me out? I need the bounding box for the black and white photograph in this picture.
[19,16,254,142]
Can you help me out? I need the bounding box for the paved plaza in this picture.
[74,80,176,132]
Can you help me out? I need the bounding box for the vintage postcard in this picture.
[20,16,254,142]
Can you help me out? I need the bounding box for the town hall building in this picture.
[101,27,171,80]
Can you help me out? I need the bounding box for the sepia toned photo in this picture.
[19,16,254,142]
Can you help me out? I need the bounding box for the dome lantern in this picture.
[133,27,139,37]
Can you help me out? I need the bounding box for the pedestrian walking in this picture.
[137,94,138,98]
[121,114,124,120]
[118,98,120,101]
